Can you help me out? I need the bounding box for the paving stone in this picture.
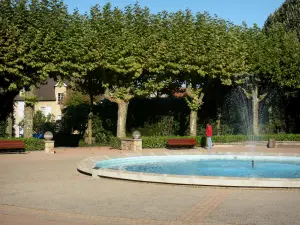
[0,146,299,225]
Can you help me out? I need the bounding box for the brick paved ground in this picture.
[0,146,300,225]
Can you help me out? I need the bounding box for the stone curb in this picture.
[77,152,300,188]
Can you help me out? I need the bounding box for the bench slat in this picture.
[167,138,197,146]
[0,140,25,149]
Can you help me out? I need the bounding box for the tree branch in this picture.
[198,92,205,105]
[104,88,118,103]
[258,92,268,102]
[241,88,252,99]
[185,85,193,98]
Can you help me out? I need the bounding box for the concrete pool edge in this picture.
[77,152,300,188]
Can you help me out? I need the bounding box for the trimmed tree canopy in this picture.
[264,0,300,37]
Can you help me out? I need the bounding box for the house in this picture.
[13,79,67,137]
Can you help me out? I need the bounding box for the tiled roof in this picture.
[14,78,59,101]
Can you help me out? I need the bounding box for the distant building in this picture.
[13,79,67,137]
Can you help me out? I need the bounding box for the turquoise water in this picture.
[95,155,300,179]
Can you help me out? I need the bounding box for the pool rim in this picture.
[77,152,300,188]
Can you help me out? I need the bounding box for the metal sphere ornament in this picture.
[44,131,53,140]
[132,130,141,139]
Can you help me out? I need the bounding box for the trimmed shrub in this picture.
[0,120,8,138]
[23,138,44,151]
[54,133,81,147]
[80,134,300,149]
[138,116,180,136]
[140,134,300,149]
[109,137,121,150]
[92,116,113,144]
[213,134,300,143]
[0,138,44,151]
[78,140,107,147]
[142,136,202,148]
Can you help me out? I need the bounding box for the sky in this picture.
[63,0,285,27]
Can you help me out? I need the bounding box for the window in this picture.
[40,107,46,116]
[19,88,25,97]
[58,93,64,105]
[39,106,51,116]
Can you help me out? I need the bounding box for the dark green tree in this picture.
[160,11,246,136]
[0,0,69,138]
[264,0,300,38]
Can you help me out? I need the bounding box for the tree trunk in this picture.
[23,103,34,138]
[87,112,93,145]
[87,93,93,145]
[252,87,259,136]
[242,86,267,136]
[216,108,221,136]
[189,110,197,136]
[24,87,35,138]
[185,85,204,137]
[6,113,13,137]
[117,100,129,138]
[268,106,273,124]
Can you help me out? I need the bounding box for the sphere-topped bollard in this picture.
[132,130,141,139]
[121,130,142,152]
[44,131,55,154]
[44,131,53,140]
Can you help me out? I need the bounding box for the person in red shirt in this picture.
[206,122,213,150]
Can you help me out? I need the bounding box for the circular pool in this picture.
[78,154,300,187]
[95,155,300,179]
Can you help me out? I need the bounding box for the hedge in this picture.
[109,137,122,150]
[0,138,44,151]
[78,137,122,150]
[78,141,107,147]
[213,134,300,143]
[105,134,300,149]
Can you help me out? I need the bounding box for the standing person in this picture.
[206,122,213,150]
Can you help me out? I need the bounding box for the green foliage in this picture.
[264,0,300,38]
[0,120,8,138]
[60,91,89,134]
[64,91,88,106]
[23,138,44,151]
[138,116,180,136]
[109,137,122,150]
[0,137,44,151]
[140,136,201,148]
[263,0,300,89]
[53,133,81,147]
[1,1,299,137]
[142,136,174,148]
[19,110,56,134]
[84,133,300,150]
[139,134,300,148]
[33,111,56,133]
[0,0,69,92]
[92,116,113,144]
[78,140,107,147]
[213,134,300,142]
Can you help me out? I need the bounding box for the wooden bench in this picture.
[0,140,25,153]
[167,138,197,148]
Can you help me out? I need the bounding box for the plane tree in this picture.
[99,4,171,138]
[57,7,105,144]
[0,0,69,137]
[236,23,300,135]
[162,11,247,136]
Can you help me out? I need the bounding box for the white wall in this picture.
[13,101,24,137]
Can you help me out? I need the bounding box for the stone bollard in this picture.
[121,139,142,151]
[44,131,56,154]
[45,140,55,154]
[92,167,100,179]
[268,138,276,148]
